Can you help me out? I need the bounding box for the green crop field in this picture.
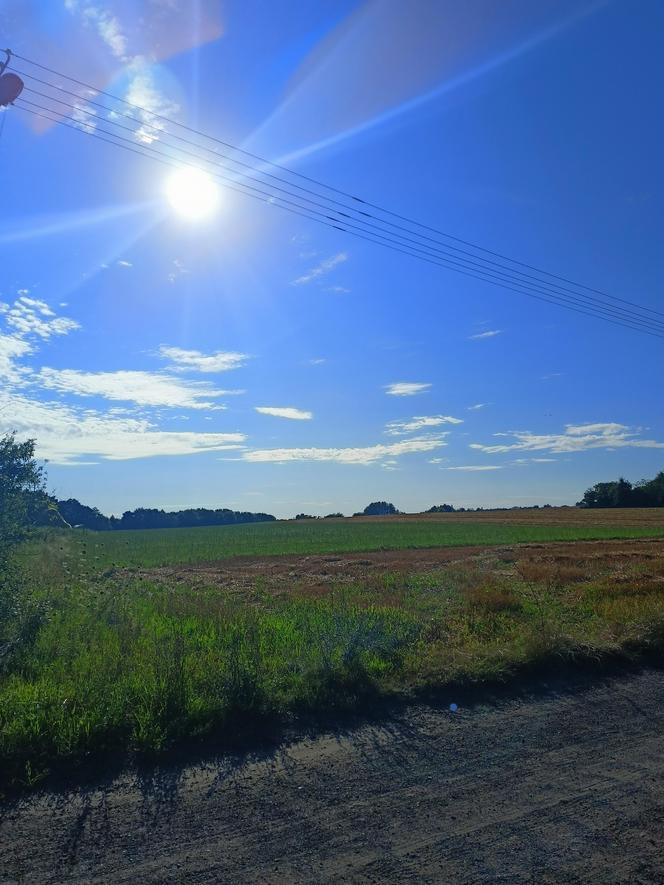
[26,516,664,573]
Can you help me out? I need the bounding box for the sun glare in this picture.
[165,167,220,220]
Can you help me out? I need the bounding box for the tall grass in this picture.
[2,538,664,790]
[0,578,417,786]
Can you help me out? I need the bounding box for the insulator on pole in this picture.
[0,50,24,106]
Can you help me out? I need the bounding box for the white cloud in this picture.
[0,295,247,464]
[468,329,502,340]
[386,415,462,435]
[470,422,664,455]
[36,368,234,410]
[467,403,490,410]
[117,259,133,268]
[443,465,503,471]
[65,1,128,59]
[0,335,32,383]
[242,436,445,465]
[123,57,181,144]
[0,390,246,465]
[385,382,431,397]
[308,358,326,365]
[293,252,348,285]
[159,346,249,373]
[255,406,313,421]
[0,295,80,340]
[64,4,180,143]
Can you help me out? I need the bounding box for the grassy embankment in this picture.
[1,513,664,789]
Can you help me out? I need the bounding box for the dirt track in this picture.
[2,667,664,883]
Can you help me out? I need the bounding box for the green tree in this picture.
[362,502,400,516]
[0,434,46,571]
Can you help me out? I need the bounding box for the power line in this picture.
[13,99,664,341]
[19,81,664,333]
[14,91,664,340]
[12,103,663,345]
[12,49,664,326]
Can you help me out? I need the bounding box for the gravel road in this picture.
[2,668,664,884]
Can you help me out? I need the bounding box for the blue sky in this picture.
[1,0,663,518]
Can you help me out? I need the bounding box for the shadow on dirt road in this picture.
[2,667,664,883]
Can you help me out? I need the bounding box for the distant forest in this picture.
[577,471,664,508]
[23,470,664,533]
[32,497,276,531]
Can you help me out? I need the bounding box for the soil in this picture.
[2,666,664,883]
[134,537,664,597]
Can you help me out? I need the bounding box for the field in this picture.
[23,505,664,572]
[2,507,664,790]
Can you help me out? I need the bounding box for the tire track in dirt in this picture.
[2,668,664,883]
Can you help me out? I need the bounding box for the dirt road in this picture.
[2,668,664,883]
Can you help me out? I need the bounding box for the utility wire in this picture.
[14,101,664,342]
[12,49,664,325]
[14,98,664,340]
[15,91,664,339]
[19,81,664,333]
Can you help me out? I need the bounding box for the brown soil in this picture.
[135,537,664,597]
[2,667,664,883]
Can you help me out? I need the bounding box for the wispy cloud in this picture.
[467,403,490,411]
[293,252,348,285]
[168,259,189,283]
[385,382,431,397]
[0,335,32,383]
[123,56,181,144]
[470,422,664,455]
[37,368,234,410]
[385,415,462,435]
[159,346,249,374]
[443,465,503,471]
[63,4,180,144]
[324,285,351,294]
[0,297,78,385]
[255,406,313,421]
[242,436,446,465]
[64,1,128,60]
[468,329,502,340]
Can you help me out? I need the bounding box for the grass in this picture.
[2,526,664,790]
[19,515,664,573]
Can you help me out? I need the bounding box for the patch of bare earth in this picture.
[133,537,664,597]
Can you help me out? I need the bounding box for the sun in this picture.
[165,166,220,220]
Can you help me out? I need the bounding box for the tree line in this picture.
[33,497,276,531]
[577,471,664,508]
